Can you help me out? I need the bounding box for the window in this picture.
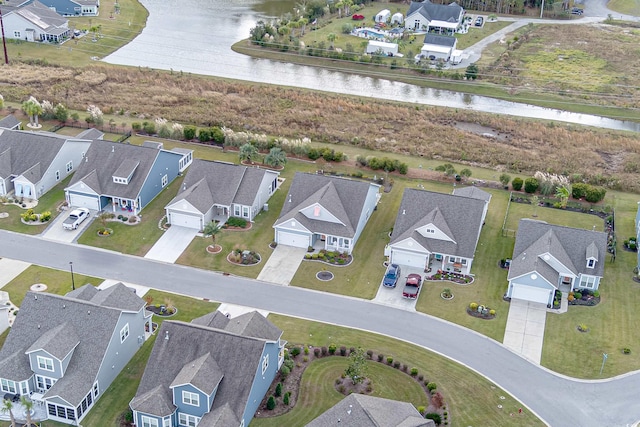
[179,413,199,427]
[262,354,269,375]
[14,31,21,38]
[243,206,249,218]
[141,415,159,427]
[344,239,350,249]
[182,390,199,406]
[120,324,129,343]
[48,403,73,420]
[37,356,54,371]
[1,379,16,393]
[93,383,99,398]
[579,276,596,289]
[234,205,240,216]
[163,417,171,427]
[36,375,55,391]
[587,259,595,268]
[55,170,60,181]
[161,174,168,187]
[66,161,73,173]
[20,381,28,395]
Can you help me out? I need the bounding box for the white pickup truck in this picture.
[63,208,90,230]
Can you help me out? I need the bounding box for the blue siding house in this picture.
[0,283,151,425]
[35,0,100,16]
[65,140,192,214]
[130,311,285,427]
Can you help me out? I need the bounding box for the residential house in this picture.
[130,310,285,427]
[0,128,92,200]
[165,159,279,230]
[65,140,192,213]
[453,185,491,224]
[273,172,381,254]
[0,115,21,130]
[405,0,464,34]
[1,1,71,43]
[386,189,486,274]
[306,394,435,427]
[0,283,151,425]
[506,219,607,306]
[419,34,457,61]
[36,0,100,16]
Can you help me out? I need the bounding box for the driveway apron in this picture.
[144,226,198,263]
[503,298,547,364]
[41,209,96,243]
[257,246,307,286]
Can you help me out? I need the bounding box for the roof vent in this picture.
[288,194,292,203]
[85,156,88,163]
[34,295,37,300]
[87,310,90,315]
[165,330,169,340]
[37,324,40,329]
[111,146,115,153]
[402,209,406,215]
[63,304,66,309]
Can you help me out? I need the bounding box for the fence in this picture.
[501,191,516,237]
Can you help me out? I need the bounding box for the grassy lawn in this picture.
[264,314,544,427]
[77,177,184,256]
[504,197,606,232]
[454,20,512,49]
[606,0,640,16]
[0,175,71,235]
[1,265,102,307]
[252,357,429,427]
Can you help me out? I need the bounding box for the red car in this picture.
[352,14,365,20]
[402,274,422,299]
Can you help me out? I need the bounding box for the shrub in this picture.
[524,177,539,193]
[432,391,445,408]
[314,347,321,357]
[283,391,290,405]
[386,356,393,365]
[489,309,496,316]
[340,346,347,356]
[40,211,52,222]
[512,177,523,191]
[275,382,282,397]
[418,374,424,381]
[377,353,384,362]
[131,122,142,131]
[266,396,276,410]
[328,343,337,355]
[402,364,408,372]
[290,346,301,357]
[393,361,401,369]
[426,413,442,425]
[198,128,211,142]
[128,216,136,223]
[593,290,600,298]
[183,125,196,140]
[321,346,328,356]
[459,168,472,178]
[142,121,156,135]
[624,347,631,354]
[574,292,582,299]
[280,365,290,379]
[410,367,419,376]
[227,217,247,228]
[427,382,437,391]
[585,186,607,203]
[417,405,426,415]
[366,350,373,359]
[499,173,511,186]
[304,346,309,355]
[469,302,478,311]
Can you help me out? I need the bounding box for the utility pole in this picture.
[540,0,545,19]
[0,7,9,65]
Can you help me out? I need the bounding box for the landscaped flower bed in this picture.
[568,289,600,306]
[227,249,261,265]
[426,270,473,285]
[304,249,352,266]
[466,302,496,320]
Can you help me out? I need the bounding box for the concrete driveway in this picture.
[503,298,547,364]
[257,245,307,286]
[373,266,424,310]
[144,226,199,263]
[41,209,96,243]
[0,258,31,288]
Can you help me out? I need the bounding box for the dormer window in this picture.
[182,390,199,406]
[426,228,435,233]
[113,177,128,184]
[37,356,54,371]
[587,259,595,268]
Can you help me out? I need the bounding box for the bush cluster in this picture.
[356,155,408,174]
[226,217,247,228]
[572,183,607,203]
[307,147,344,162]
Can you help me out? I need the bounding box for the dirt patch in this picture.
[454,122,510,142]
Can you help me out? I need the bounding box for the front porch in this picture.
[426,253,471,275]
[311,233,351,254]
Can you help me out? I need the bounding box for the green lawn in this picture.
[0,175,71,234]
[252,357,429,427]
[605,0,640,16]
[454,20,512,49]
[504,197,606,232]
[77,177,185,256]
[263,314,544,427]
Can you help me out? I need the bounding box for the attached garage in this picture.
[169,212,202,230]
[511,284,552,306]
[68,193,100,211]
[391,250,427,269]
[277,231,310,249]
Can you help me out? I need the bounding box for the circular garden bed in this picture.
[316,271,334,281]
[227,250,261,266]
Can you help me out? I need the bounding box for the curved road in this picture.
[1,230,639,426]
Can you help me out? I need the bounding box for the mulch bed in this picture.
[466,307,496,320]
[569,296,601,306]
[316,271,334,281]
[145,305,177,317]
[206,244,222,254]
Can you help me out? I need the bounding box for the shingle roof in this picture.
[306,394,434,427]
[16,1,69,31]
[274,172,379,238]
[199,402,240,427]
[407,0,463,23]
[0,285,144,406]
[423,34,457,47]
[508,219,607,281]
[192,311,282,342]
[0,115,20,130]
[170,352,223,396]
[75,128,104,140]
[453,186,492,202]
[390,189,486,258]
[26,322,79,360]
[0,129,67,181]
[130,320,270,423]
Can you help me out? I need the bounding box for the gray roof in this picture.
[390,189,486,259]
[0,115,20,130]
[16,1,69,32]
[69,140,170,199]
[306,394,434,427]
[453,185,492,202]
[199,402,240,427]
[167,159,278,213]
[130,319,271,423]
[192,310,282,341]
[407,0,463,23]
[423,34,457,47]
[26,322,79,360]
[170,352,223,396]
[76,128,104,140]
[0,285,145,406]
[274,172,379,238]
[0,129,67,181]
[508,219,607,281]
[66,282,145,312]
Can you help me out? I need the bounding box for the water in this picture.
[103,0,640,132]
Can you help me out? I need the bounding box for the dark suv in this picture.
[571,7,583,15]
[383,264,401,288]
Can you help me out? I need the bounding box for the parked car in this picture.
[383,264,401,288]
[475,16,484,26]
[402,273,422,299]
[571,7,584,14]
[63,208,90,230]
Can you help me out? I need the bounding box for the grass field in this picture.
[607,0,640,16]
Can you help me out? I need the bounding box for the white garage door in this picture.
[391,250,427,268]
[170,212,202,230]
[68,193,100,211]
[511,284,552,305]
[277,231,309,249]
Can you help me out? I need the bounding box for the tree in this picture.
[54,103,69,123]
[20,396,33,427]
[499,173,511,187]
[555,185,570,208]
[531,195,540,217]
[298,17,309,36]
[22,96,43,127]
[327,33,336,49]
[344,347,367,384]
[239,143,259,163]
[71,112,80,126]
[203,222,221,245]
[465,63,479,80]
[460,168,472,178]
[266,395,276,410]
[1,399,16,427]
[264,147,287,168]
[98,212,112,227]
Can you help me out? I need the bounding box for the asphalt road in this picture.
[1,230,639,426]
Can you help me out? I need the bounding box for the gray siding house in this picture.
[273,172,381,254]
[387,189,486,274]
[165,159,279,230]
[506,219,607,306]
[0,129,92,200]
[65,140,193,214]
[405,0,464,34]
[0,284,151,425]
[130,311,285,427]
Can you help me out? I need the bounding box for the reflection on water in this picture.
[102,0,640,132]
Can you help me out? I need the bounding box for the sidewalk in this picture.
[0,258,31,289]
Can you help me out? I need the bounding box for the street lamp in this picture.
[69,262,75,291]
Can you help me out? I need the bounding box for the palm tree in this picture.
[203,222,221,245]
[239,143,258,164]
[327,33,336,49]
[21,97,42,127]
[287,20,300,37]
[298,17,308,36]
[20,396,33,427]
[1,399,16,427]
[264,147,287,168]
[555,185,571,208]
